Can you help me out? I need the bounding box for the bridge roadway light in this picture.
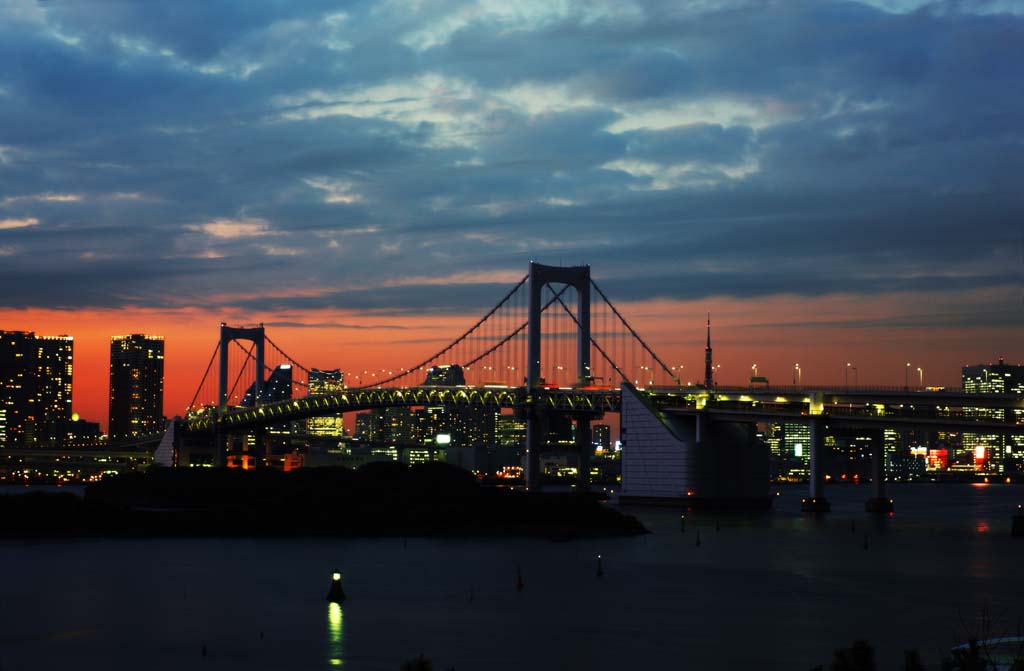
[917,367,923,387]
[905,362,911,389]
[794,363,801,385]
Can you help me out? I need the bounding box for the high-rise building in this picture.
[963,358,1024,473]
[423,364,466,386]
[35,336,73,437]
[241,364,292,406]
[593,424,611,451]
[354,412,381,442]
[1,331,37,447]
[308,368,346,438]
[455,407,494,447]
[1,331,74,447]
[495,413,526,448]
[109,335,165,443]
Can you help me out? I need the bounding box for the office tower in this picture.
[0,331,37,447]
[354,412,381,442]
[782,423,811,479]
[963,358,1024,473]
[35,336,74,437]
[309,368,344,394]
[109,335,165,443]
[455,407,494,447]
[241,364,293,406]
[495,413,527,448]
[546,414,575,446]
[423,364,466,386]
[308,369,345,438]
[1,331,73,447]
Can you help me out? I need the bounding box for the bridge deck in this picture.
[181,384,1022,436]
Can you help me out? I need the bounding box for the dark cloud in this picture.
[0,0,1019,325]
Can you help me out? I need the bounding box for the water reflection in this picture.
[327,602,344,667]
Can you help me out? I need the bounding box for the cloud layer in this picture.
[0,0,1021,318]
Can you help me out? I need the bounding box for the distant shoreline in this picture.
[0,463,648,540]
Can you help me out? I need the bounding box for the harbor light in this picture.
[327,569,346,603]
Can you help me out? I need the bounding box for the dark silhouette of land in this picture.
[0,462,646,539]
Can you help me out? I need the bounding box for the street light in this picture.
[917,367,923,387]
[845,362,852,387]
[905,362,911,389]
[794,363,801,385]
[751,363,758,378]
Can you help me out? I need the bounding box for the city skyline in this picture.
[1,309,1019,431]
[1,1,1021,425]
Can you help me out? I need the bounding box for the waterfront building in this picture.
[108,335,165,443]
[773,423,810,480]
[241,364,292,406]
[0,331,38,447]
[455,406,494,447]
[495,413,526,448]
[423,364,466,386]
[1,331,74,447]
[546,414,575,446]
[963,358,1024,473]
[307,368,346,438]
[34,336,74,440]
[354,412,381,442]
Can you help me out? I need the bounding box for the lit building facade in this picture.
[308,368,346,438]
[1,331,74,447]
[1,331,38,447]
[35,336,74,438]
[963,359,1024,473]
[495,413,526,448]
[423,364,466,386]
[108,335,165,443]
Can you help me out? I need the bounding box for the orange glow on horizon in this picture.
[0,285,1018,432]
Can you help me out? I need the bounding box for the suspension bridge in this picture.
[163,262,1024,512]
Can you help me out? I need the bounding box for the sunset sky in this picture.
[0,1,1021,428]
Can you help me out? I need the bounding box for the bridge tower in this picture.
[525,262,592,491]
[217,323,265,467]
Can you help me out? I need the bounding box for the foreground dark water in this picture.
[1,483,1022,670]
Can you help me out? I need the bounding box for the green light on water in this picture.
[328,602,344,667]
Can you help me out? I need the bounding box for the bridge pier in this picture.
[215,430,227,468]
[525,412,542,491]
[865,437,893,514]
[801,416,831,512]
[576,417,591,492]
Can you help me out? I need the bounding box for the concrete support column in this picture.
[525,411,542,491]
[215,430,227,468]
[866,436,894,513]
[801,416,831,512]
[576,417,591,492]
[695,412,707,448]
[254,426,266,469]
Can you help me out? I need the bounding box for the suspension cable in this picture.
[187,342,220,412]
[553,294,630,384]
[264,335,312,375]
[590,279,680,384]
[354,274,529,389]
[461,284,571,370]
[228,341,256,401]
